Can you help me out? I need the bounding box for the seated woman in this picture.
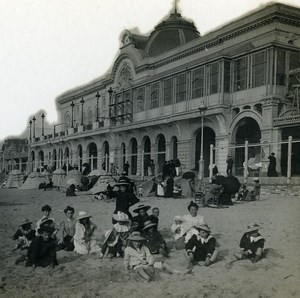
[185,223,218,267]
[26,226,58,268]
[73,211,101,255]
[132,204,151,231]
[59,206,76,251]
[101,212,133,259]
[142,220,168,257]
[66,184,76,197]
[35,204,58,238]
[181,201,205,243]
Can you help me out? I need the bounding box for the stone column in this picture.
[215,134,229,176]
[177,139,192,171]
[165,141,170,161]
[97,148,102,170]
[136,145,142,176]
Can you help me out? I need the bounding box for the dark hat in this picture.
[143,220,157,230]
[64,206,75,214]
[20,218,32,227]
[114,182,130,187]
[40,218,54,227]
[133,204,151,213]
[41,204,51,212]
[127,231,146,241]
[271,152,275,155]
[38,225,54,235]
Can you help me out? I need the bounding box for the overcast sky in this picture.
[0,0,299,141]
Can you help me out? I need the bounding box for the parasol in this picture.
[182,171,196,180]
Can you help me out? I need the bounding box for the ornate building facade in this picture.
[29,3,300,177]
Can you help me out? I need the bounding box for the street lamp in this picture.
[70,101,75,128]
[80,98,85,126]
[32,117,36,139]
[198,102,207,181]
[95,92,100,122]
[41,113,45,136]
[29,120,32,142]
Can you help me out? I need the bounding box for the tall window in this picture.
[136,87,145,112]
[210,62,219,94]
[289,51,300,90]
[116,93,123,116]
[192,67,204,98]
[224,60,231,92]
[234,57,247,91]
[87,108,93,124]
[150,82,159,109]
[252,51,266,87]
[163,78,173,106]
[176,73,186,102]
[124,91,131,114]
[276,50,286,86]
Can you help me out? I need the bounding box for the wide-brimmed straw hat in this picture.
[194,223,211,233]
[133,204,151,213]
[112,212,130,222]
[20,218,32,227]
[245,223,261,233]
[143,220,157,230]
[76,211,92,220]
[127,231,146,241]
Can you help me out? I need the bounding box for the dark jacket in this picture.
[132,214,149,231]
[26,236,58,267]
[185,234,217,262]
[143,230,166,254]
[240,233,265,255]
[115,191,139,214]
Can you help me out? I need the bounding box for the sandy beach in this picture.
[0,188,299,298]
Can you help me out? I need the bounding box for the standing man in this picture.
[124,161,130,175]
[267,152,278,177]
[226,154,234,176]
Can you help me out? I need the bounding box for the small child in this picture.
[237,185,253,201]
[253,179,261,200]
[185,223,219,267]
[233,223,265,263]
[138,186,144,198]
[142,221,168,257]
[12,219,36,265]
[124,231,188,282]
[26,226,58,268]
[101,212,132,259]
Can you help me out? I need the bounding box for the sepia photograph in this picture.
[0,0,299,297]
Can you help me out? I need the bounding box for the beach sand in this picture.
[0,188,299,298]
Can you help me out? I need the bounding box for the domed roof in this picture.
[145,10,200,57]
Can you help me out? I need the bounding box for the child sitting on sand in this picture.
[26,226,58,268]
[101,212,133,259]
[148,207,160,229]
[124,232,188,282]
[74,211,101,255]
[185,223,219,267]
[142,221,168,257]
[233,223,265,263]
[12,219,36,265]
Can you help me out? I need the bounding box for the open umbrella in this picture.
[182,171,196,180]
[214,175,241,195]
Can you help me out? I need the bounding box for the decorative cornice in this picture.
[261,96,281,106]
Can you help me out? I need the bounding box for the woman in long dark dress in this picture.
[267,153,278,177]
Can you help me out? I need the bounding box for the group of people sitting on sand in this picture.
[12,180,265,281]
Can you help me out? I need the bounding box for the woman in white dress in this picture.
[74,211,101,254]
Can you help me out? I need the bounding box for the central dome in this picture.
[145,11,200,57]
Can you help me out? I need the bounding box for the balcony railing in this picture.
[84,124,93,131]
[273,114,300,127]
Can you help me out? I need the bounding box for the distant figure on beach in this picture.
[226,155,234,176]
[123,161,130,175]
[66,184,76,196]
[185,223,219,267]
[74,211,101,255]
[267,153,278,177]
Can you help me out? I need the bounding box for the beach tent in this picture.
[88,168,108,177]
[4,169,24,188]
[41,171,52,184]
[90,175,116,194]
[21,172,47,190]
[65,169,83,186]
[52,169,66,187]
